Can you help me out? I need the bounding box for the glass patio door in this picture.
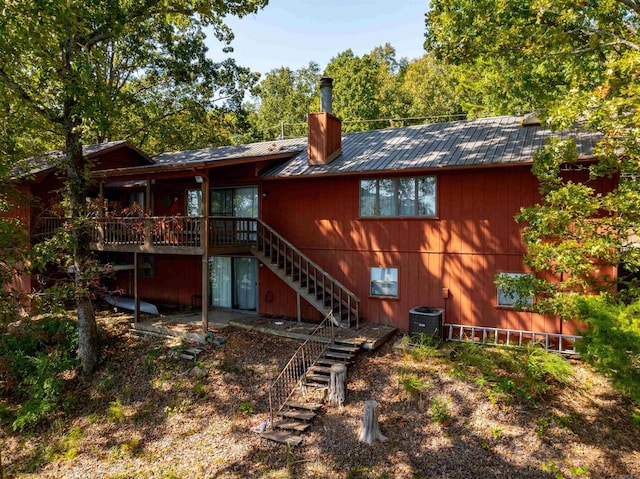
[210,257,232,308]
[233,257,257,310]
[209,256,257,311]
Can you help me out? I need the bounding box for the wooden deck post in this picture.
[201,174,210,333]
[133,252,140,323]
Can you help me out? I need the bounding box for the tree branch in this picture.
[0,67,62,124]
[615,0,640,17]
[122,105,193,140]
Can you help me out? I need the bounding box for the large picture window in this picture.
[360,177,436,217]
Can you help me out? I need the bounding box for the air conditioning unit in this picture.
[409,307,444,341]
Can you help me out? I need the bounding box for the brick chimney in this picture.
[308,77,342,166]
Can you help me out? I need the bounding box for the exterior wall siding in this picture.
[259,165,585,334]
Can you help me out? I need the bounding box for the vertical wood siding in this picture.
[259,165,615,334]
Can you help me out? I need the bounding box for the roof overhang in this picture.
[91,152,299,182]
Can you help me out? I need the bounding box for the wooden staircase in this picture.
[261,328,361,446]
[252,219,360,329]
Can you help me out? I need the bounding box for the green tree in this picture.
[427,0,640,396]
[399,53,465,122]
[250,62,321,140]
[0,0,267,374]
[324,48,386,132]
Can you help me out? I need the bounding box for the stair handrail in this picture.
[255,219,360,325]
[267,311,334,428]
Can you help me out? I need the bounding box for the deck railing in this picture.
[267,312,334,427]
[35,216,260,249]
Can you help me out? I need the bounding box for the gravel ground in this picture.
[2,313,639,478]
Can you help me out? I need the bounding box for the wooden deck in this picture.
[130,311,397,350]
[228,316,396,350]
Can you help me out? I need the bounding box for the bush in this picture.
[525,344,573,384]
[0,315,78,430]
[576,295,640,402]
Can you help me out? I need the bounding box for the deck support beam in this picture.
[201,174,210,333]
[133,252,140,323]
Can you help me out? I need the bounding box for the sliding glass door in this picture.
[209,256,257,311]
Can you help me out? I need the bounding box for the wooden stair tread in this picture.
[305,373,330,383]
[285,401,323,411]
[260,430,303,446]
[317,358,351,366]
[328,344,359,353]
[323,351,352,360]
[279,410,316,421]
[307,365,332,374]
[273,420,311,432]
[304,382,329,390]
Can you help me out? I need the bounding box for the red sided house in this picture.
[12,83,610,346]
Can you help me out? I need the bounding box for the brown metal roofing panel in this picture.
[259,116,600,179]
[153,138,306,166]
[442,121,472,166]
[362,129,399,172]
[417,124,455,169]
[372,128,415,171]
[367,125,414,170]
[474,117,504,165]
[461,120,491,165]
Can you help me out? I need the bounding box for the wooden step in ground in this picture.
[316,357,352,366]
[278,410,316,421]
[284,401,323,411]
[304,373,330,384]
[327,344,359,354]
[307,365,332,375]
[273,420,310,432]
[260,430,303,446]
[322,350,353,360]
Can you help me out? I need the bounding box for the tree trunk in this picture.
[64,74,100,374]
[358,399,387,445]
[327,363,347,407]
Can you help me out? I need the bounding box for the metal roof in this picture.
[12,141,131,178]
[153,137,307,166]
[260,116,601,178]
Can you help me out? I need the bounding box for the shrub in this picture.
[525,344,573,384]
[0,315,78,430]
[400,373,429,401]
[576,295,640,402]
[430,396,451,426]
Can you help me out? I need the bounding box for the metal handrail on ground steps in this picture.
[444,323,582,354]
[266,312,334,428]
[252,219,360,329]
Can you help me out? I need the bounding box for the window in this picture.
[360,177,436,217]
[186,189,202,216]
[496,273,533,307]
[210,186,258,218]
[370,267,398,297]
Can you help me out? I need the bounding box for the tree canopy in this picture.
[0,0,267,373]
[426,0,640,398]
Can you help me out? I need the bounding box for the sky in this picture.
[207,0,428,76]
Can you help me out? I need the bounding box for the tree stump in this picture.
[358,399,387,445]
[327,363,347,407]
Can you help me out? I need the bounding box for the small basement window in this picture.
[370,267,398,297]
[496,272,533,307]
